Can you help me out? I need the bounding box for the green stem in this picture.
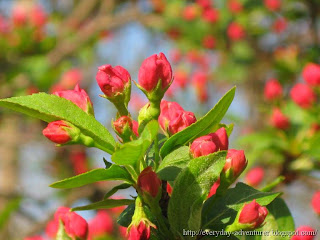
[151,204,173,239]
[113,100,129,116]
[154,133,160,170]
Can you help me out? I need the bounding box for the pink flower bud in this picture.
[209,127,229,150]
[24,236,45,240]
[29,5,47,27]
[54,84,94,115]
[245,167,265,187]
[45,219,58,238]
[132,120,139,137]
[137,167,162,198]
[182,5,199,21]
[128,221,151,240]
[264,78,283,101]
[138,53,172,93]
[228,0,243,14]
[227,22,245,41]
[270,108,290,130]
[167,182,173,197]
[311,191,320,215]
[12,4,28,27]
[96,64,131,97]
[224,149,247,178]
[239,200,268,228]
[203,35,216,49]
[159,100,196,135]
[207,178,220,198]
[202,8,219,23]
[196,0,212,9]
[302,63,320,86]
[54,207,88,239]
[290,83,316,109]
[61,69,83,90]
[291,226,316,240]
[42,120,75,144]
[88,211,113,239]
[264,0,281,11]
[190,135,218,158]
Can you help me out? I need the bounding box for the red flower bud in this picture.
[239,200,268,228]
[245,167,265,187]
[12,4,28,27]
[207,178,220,198]
[264,78,283,101]
[119,226,128,238]
[291,226,316,240]
[228,0,243,14]
[113,116,133,135]
[137,167,162,198]
[167,182,173,197]
[190,135,218,158]
[60,68,83,90]
[209,127,229,150]
[270,108,290,130]
[203,35,216,49]
[42,120,77,144]
[302,63,320,86]
[132,120,139,137]
[96,64,131,97]
[224,149,247,178]
[227,22,245,41]
[138,53,172,93]
[264,0,281,11]
[54,207,88,239]
[311,191,320,215]
[159,100,196,136]
[54,84,94,115]
[196,0,212,9]
[272,17,287,33]
[45,219,58,238]
[29,5,47,27]
[202,8,219,23]
[290,83,316,109]
[128,221,151,240]
[88,211,113,239]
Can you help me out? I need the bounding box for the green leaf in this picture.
[168,151,227,238]
[0,93,116,154]
[160,87,236,158]
[50,165,132,189]
[244,198,295,240]
[117,204,135,227]
[112,120,158,166]
[104,183,132,199]
[202,183,280,230]
[157,146,190,181]
[72,199,134,211]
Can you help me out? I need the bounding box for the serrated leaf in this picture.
[72,199,134,211]
[202,183,280,230]
[157,146,190,181]
[160,87,236,158]
[50,165,132,189]
[168,151,227,238]
[117,204,135,227]
[0,93,116,154]
[112,120,158,166]
[104,183,132,199]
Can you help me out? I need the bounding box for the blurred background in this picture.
[0,0,319,239]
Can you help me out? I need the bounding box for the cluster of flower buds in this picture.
[226,200,268,231]
[158,100,196,136]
